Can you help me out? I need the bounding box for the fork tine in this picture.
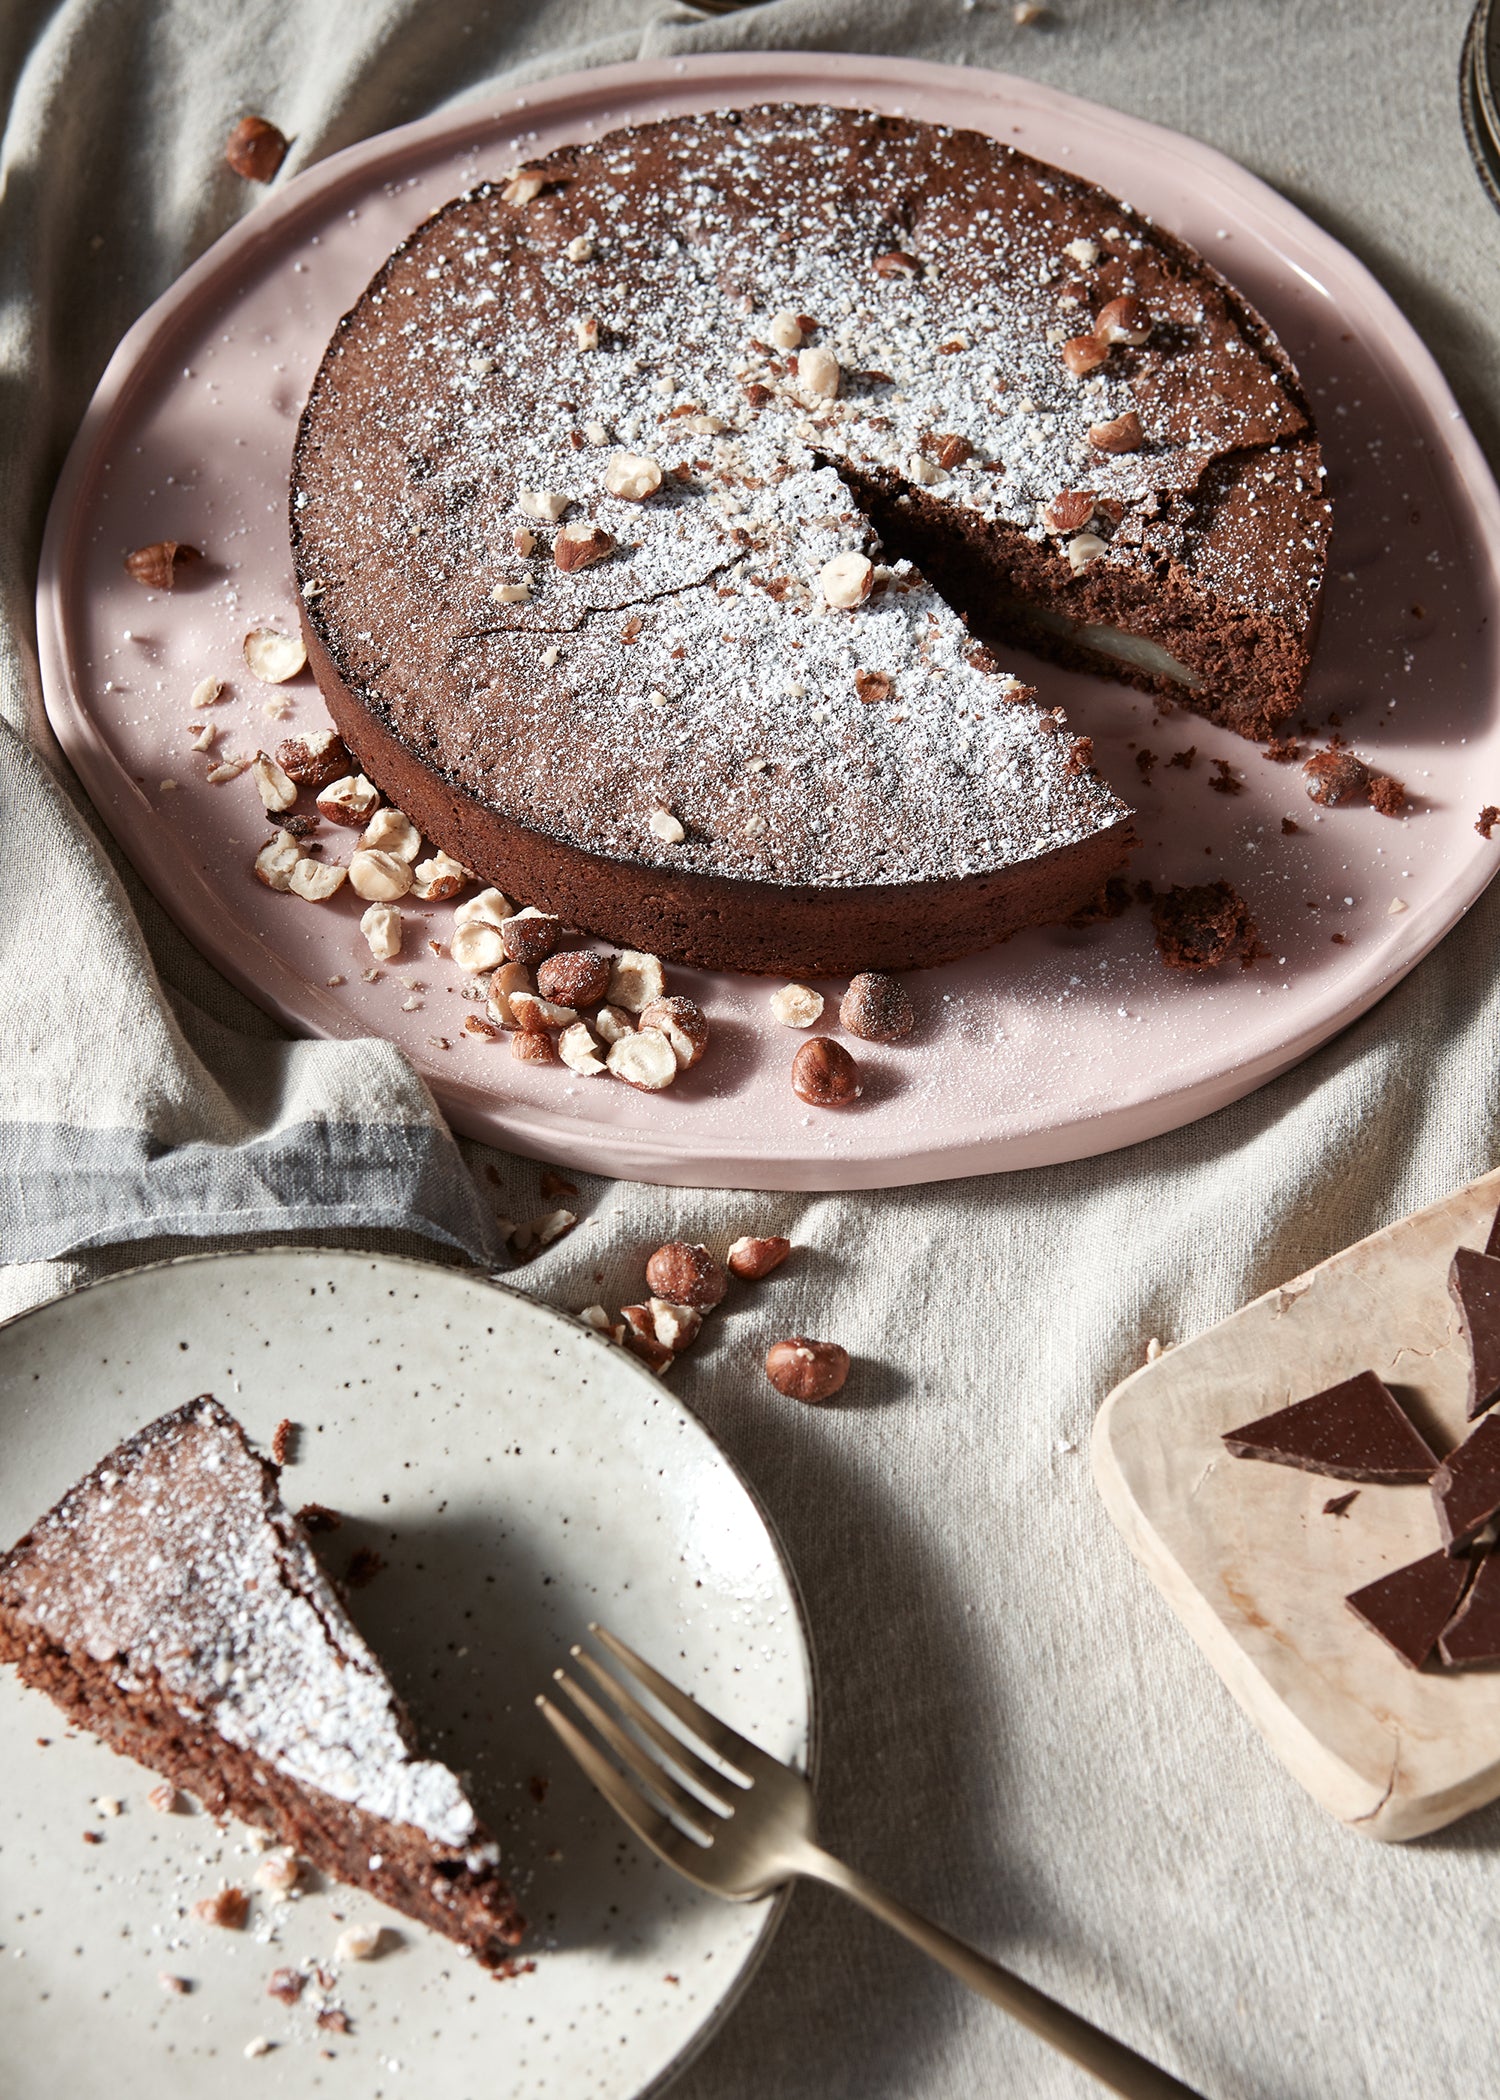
[571,1647,744,1808]
[551,1669,718,1839]
[536,1694,696,1868]
[590,1623,766,1778]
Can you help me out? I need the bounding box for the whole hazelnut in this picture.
[1303,748,1372,807]
[791,1037,861,1107]
[500,908,564,966]
[1095,295,1152,345]
[225,115,289,183]
[727,1236,792,1280]
[764,1338,850,1404]
[840,972,915,1044]
[537,950,612,1006]
[644,1242,727,1310]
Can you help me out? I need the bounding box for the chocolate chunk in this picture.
[1438,1552,1500,1666]
[1346,1548,1474,1670]
[1449,1247,1500,1418]
[1432,1413,1500,1553]
[1322,1490,1360,1518]
[1222,1370,1439,1483]
[1485,1205,1500,1260]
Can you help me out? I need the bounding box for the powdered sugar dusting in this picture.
[0,1399,485,1852]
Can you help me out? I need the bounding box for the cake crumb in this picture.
[158,1972,192,1995]
[297,1501,342,1532]
[1478,805,1500,840]
[1151,881,1262,971]
[344,1546,385,1589]
[194,1885,250,1930]
[270,1418,298,1466]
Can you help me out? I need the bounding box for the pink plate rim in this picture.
[34,51,1500,1189]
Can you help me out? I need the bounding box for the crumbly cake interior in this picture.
[0,1398,524,1965]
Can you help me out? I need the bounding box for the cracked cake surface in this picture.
[290,104,1329,972]
[0,1397,525,1965]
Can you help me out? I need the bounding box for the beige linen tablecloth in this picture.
[4,2,1500,2094]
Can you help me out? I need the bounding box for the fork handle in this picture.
[798,1846,1205,2100]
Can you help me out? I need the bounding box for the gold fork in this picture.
[538,1626,1204,2100]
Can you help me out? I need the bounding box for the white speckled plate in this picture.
[0,1249,814,2099]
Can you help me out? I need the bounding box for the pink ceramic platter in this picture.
[37,53,1500,1191]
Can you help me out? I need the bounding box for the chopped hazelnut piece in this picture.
[558,1020,607,1074]
[606,1029,677,1092]
[250,750,298,813]
[649,807,686,844]
[769,983,824,1028]
[593,1003,635,1044]
[455,886,514,928]
[1043,489,1097,534]
[604,450,663,500]
[315,773,380,825]
[486,960,533,1028]
[1089,410,1145,454]
[243,628,307,683]
[511,987,579,1032]
[554,522,616,572]
[766,310,804,349]
[511,1028,560,1065]
[607,949,666,1013]
[906,454,946,487]
[252,1849,302,1898]
[1062,237,1100,266]
[359,806,421,862]
[566,234,595,262]
[765,1338,850,1403]
[621,1308,675,1373]
[1061,334,1109,376]
[193,1885,250,1930]
[818,551,874,609]
[502,170,546,206]
[347,848,413,902]
[872,249,921,278]
[125,540,200,591]
[727,1235,792,1280]
[288,858,346,903]
[796,345,840,397]
[638,995,709,1069]
[1095,294,1152,345]
[276,727,349,787]
[491,578,531,604]
[449,919,508,973]
[840,971,915,1042]
[513,526,536,556]
[225,115,288,181]
[411,850,466,901]
[651,1298,703,1350]
[1066,532,1107,574]
[254,830,302,891]
[519,488,569,523]
[189,675,222,710]
[573,314,601,352]
[360,903,403,961]
[334,1921,385,1962]
[580,1304,627,1341]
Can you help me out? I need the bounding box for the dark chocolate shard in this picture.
[1450,1246,1500,1419]
[1484,1206,1500,1261]
[1439,1552,1500,1666]
[1323,1490,1360,1518]
[1346,1549,1474,1670]
[1222,1370,1439,1483]
[1432,1413,1500,1553]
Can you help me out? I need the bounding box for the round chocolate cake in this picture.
[291,105,1329,974]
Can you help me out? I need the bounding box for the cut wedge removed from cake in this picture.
[0,1397,524,1966]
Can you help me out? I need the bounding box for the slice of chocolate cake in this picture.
[0,1397,524,1967]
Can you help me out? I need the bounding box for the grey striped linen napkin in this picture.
[0,722,502,1272]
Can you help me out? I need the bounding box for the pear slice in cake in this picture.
[0,1396,524,1966]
